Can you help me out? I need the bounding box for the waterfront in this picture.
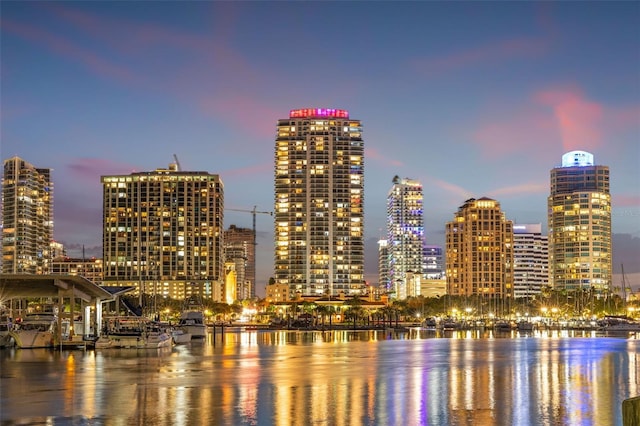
[1,329,639,425]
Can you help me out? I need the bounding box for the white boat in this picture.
[178,299,207,339]
[96,317,173,349]
[171,328,192,344]
[9,306,65,349]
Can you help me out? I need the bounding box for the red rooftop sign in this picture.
[289,108,349,119]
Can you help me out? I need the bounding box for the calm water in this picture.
[1,329,639,426]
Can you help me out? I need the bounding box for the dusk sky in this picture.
[2,2,639,294]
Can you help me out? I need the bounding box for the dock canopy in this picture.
[0,274,114,303]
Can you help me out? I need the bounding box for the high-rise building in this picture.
[513,224,548,299]
[101,163,224,300]
[377,239,390,292]
[1,157,53,274]
[548,150,611,292]
[224,225,253,300]
[386,176,426,300]
[445,198,514,299]
[274,108,365,298]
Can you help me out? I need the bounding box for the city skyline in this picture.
[2,2,638,294]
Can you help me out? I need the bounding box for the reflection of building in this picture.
[548,151,611,292]
[2,157,53,274]
[224,225,253,300]
[513,224,548,299]
[101,163,224,300]
[445,197,514,298]
[51,257,103,284]
[274,108,365,298]
[386,176,426,300]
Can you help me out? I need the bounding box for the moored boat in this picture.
[178,298,207,339]
[598,316,640,333]
[9,305,64,349]
[96,317,172,349]
[0,316,15,348]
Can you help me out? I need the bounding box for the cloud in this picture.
[411,36,547,76]
[366,147,404,167]
[534,87,604,152]
[487,183,549,198]
[1,18,134,83]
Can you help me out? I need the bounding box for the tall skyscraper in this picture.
[224,224,253,300]
[445,198,514,299]
[101,163,224,300]
[548,150,611,292]
[2,157,53,274]
[274,108,365,298]
[386,176,426,300]
[513,223,548,299]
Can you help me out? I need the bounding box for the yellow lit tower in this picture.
[1,157,53,274]
[548,151,611,293]
[101,163,224,301]
[445,198,514,310]
[274,108,365,299]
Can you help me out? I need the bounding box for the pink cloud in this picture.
[487,183,549,198]
[366,147,404,167]
[534,88,604,152]
[472,108,558,160]
[411,36,547,76]
[1,19,134,83]
[198,95,279,139]
[612,194,640,208]
[66,158,141,187]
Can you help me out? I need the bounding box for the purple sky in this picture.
[2,2,639,295]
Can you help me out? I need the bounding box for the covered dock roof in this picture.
[0,274,114,303]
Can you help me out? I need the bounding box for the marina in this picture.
[1,328,638,425]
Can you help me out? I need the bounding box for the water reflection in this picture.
[1,330,638,425]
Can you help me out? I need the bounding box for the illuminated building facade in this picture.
[377,239,389,292]
[51,257,104,284]
[274,108,365,298]
[224,225,253,300]
[513,224,548,299]
[548,150,611,291]
[101,163,224,300]
[2,157,53,274]
[445,198,514,299]
[386,176,426,300]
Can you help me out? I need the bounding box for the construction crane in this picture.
[226,206,273,243]
[172,154,182,171]
[225,206,273,294]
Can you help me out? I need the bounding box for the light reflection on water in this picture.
[0,329,638,425]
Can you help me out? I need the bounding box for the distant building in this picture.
[1,157,53,274]
[265,283,290,303]
[101,163,224,300]
[224,225,253,300]
[377,239,390,293]
[424,245,445,279]
[51,257,103,284]
[445,197,514,299]
[512,224,548,299]
[386,176,426,300]
[274,108,365,298]
[548,151,611,292]
[419,277,447,298]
